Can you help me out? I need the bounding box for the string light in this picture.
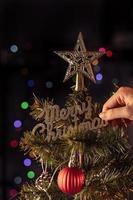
[21,101,29,110]
[10,44,18,53]
[13,120,22,128]
[23,158,32,167]
[27,170,36,179]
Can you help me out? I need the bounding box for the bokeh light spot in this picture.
[96,73,103,81]
[10,45,18,53]
[106,50,113,57]
[13,120,22,128]
[27,171,35,179]
[14,176,22,185]
[9,189,17,197]
[24,158,32,167]
[21,101,29,110]
[10,140,18,148]
[99,47,106,53]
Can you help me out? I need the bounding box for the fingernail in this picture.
[99,112,105,119]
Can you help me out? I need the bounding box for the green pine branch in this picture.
[19,91,133,200]
[20,131,68,166]
[18,182,72,200]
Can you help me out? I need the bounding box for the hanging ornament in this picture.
[35,160,51,191]
[35,161,52,200]
[35,171,51,190]
[57,166,85,195]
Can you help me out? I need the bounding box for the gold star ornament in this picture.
[55,32,105,91]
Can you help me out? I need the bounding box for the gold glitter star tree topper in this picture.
[55,32,105,91]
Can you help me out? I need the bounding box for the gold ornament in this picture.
[55,32,105,91]
[31,96,108,143]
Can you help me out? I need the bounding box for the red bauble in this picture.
[57,166,85,195]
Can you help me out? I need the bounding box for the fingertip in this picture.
[99,112,106,119]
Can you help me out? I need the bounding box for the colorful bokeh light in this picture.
[106,50,113,57]
[21,101,29,110]
[27,170,35,179]
[99,47,106,53]
[96,73,103,81]
[10,44,18,53]
[9,188,17,197]
[14,176,22,185]
[13,120,22,128]
[23,158,32,167]
[10,140,18,148]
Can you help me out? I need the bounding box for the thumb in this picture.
[99,106,130,121]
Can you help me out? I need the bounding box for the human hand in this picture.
[99,87,133,122]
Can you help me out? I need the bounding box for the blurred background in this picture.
[0,0,133,199]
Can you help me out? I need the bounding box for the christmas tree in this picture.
[18,33,133,200]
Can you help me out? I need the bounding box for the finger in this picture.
[99,106,129,121]
[102,90,124,112]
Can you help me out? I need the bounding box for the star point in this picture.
[55,33,105,91]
